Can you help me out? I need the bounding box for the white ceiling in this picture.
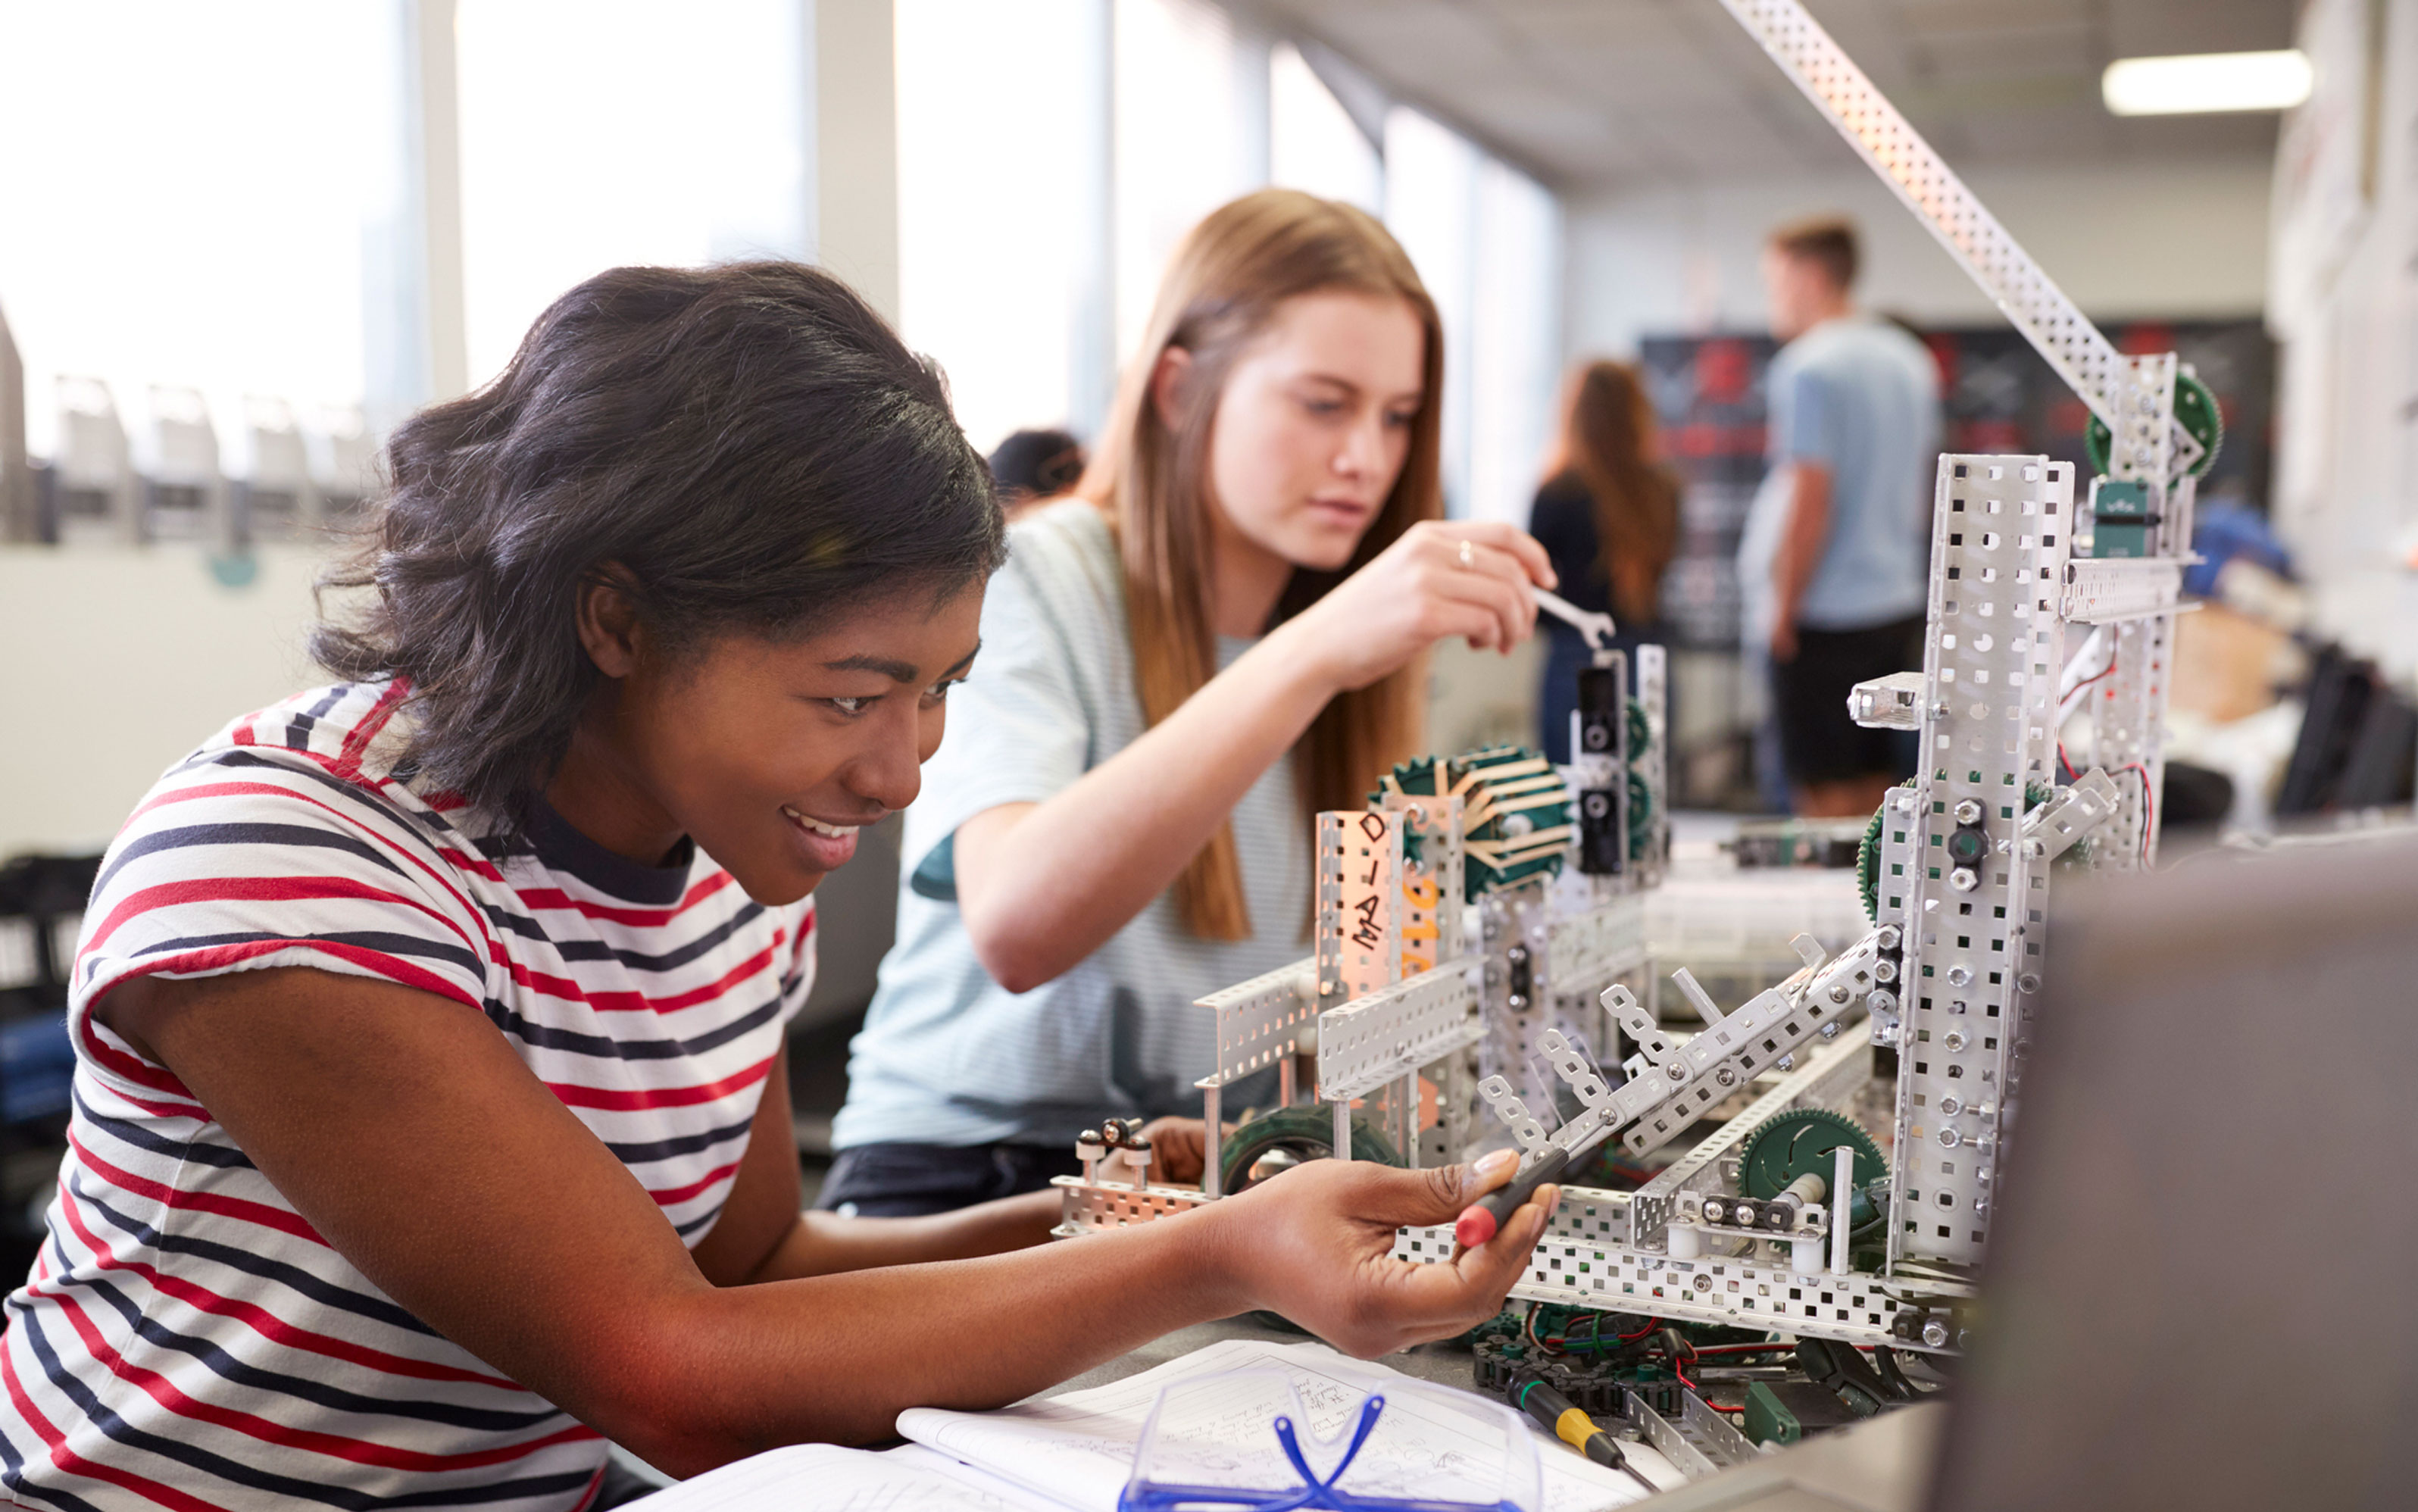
[1242,0,2297,191]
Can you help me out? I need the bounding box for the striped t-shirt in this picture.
[0,679,815,1510]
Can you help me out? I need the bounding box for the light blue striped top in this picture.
[833,500,1307,1148]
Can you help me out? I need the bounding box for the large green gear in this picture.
[1374,745,1572,900]
[1218,1106,1403,1195]
[1737,1109,1885,1201]
[2085,369,2223,479]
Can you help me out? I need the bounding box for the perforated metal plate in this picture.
[1318,811,1402,1007]
[1051,1176,1214,1236]
[1717,0,2160,453]
[1316,961,1482,1105]
[1887,455,2073,1270]
[1200,957,1317,1089]
[2062,558,2184,623]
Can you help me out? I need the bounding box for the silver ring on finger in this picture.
[1456,538,1475,570]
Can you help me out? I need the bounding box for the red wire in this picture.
[2120,763,2155,860]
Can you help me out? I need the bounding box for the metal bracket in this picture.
[2061,558,2188,623]
[1536,1026,1618,1110]
[2023,770,2120,862]
[1199,957,1318,1089]
[1848,670,1927,731]
[1315,957,1482,1105]
[1477,1074,1552,1154]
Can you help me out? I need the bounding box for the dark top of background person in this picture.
[1531,361,1681,765]
[989,428,1087,512]
[1530,361,1679,630]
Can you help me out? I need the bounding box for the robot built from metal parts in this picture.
[1054,0,2204,1371]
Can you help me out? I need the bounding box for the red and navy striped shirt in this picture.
[1,681,815,1510]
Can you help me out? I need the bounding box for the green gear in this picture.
[1860,779,2095,920]
[1854,782,1913,921]
[1737,1109,1885,1201]
[2085,370,2223,479]
[1626,698,1651,768]
[1374,745,1570,901]
[1626,770,1654,864]
[1218,1106,1403,1195]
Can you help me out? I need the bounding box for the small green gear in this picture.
[1737,1109,1885,1201]
[1626,698,1651,767]
[2085,369,2223,479]
[1218,1106,1403,1195]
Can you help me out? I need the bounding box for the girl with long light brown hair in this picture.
[1531,360,1682,764]
[826,188,1557,1216]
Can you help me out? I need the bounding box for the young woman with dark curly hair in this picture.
[0,262,1557,1510]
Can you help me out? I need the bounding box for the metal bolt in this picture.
[1702,1198,1727,1223]
[1973,1132,1996,1152]
[1973,1197,1990,1217]
[1938,1095,1962,1116]
[1942,1030,1968,1052]
[1867,989,1898,1015]
[1829,982,1851,1003]
[1922,1318,1951,1349]
[2018,973,2042,995]
[1976,1166,1993,1186]
[1715,1067,1737,1087]
[1952,798,1982,825]
[1665,1062,1688,1082]
[1876,925,1902,951]
[1820,1021,1841,1039]
[1949,867,1979,892]
[1938,1126,1963,1148]
[1775,1054,1795,1071]
[1946,966,1973,988]
[1873,957,1898,983]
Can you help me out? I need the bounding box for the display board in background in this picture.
[1641,317,2277,653]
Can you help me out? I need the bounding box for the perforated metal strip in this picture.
[1717,0,2150,441]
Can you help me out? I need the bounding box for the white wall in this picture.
[1564,155,2276,361]
[0,546,333,856]
[2266,0,2418,677]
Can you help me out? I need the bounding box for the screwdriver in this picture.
[1513,1376,1632,1474]
[1454,1145,1570,1249]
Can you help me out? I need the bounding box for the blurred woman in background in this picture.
[1530,360,1682,764]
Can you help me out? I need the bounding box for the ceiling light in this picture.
[2102,50,2314,116]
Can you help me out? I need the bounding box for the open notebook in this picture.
[637,1337,1681,1511]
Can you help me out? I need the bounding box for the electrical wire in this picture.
[2120,763,2155,861]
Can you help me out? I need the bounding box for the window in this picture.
[1467,161,1560,527]
[455,0,808,387]
[1382,109,1480,514]
[1113,0,1255,360]
[0,1,404,460]
[895,0,1095,455]
[1270,42,1379,214]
